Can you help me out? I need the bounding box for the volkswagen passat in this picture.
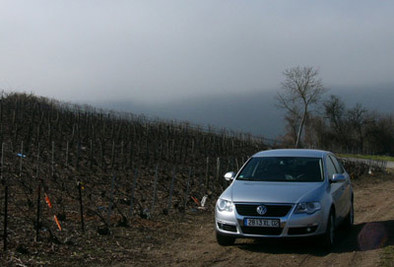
[215,149,353,248]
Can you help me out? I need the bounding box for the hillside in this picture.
[0,92,390,265]
[0,92,270,256]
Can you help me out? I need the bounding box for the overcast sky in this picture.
[1,0,393,105]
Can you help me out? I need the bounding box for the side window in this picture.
[329,155,344,174]
[326,157,337,180]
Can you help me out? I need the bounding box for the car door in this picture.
[329,155,352,218]
[326,155,346,219]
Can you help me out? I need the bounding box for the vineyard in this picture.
[0,92,273,257]
[0,92,388,265]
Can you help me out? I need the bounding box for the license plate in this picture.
[244,218,280,228]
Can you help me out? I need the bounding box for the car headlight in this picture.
[294,202,321,214]
[217,199,234,212]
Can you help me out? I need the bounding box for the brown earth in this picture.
[125,173,394,267]
[2,173,394,266]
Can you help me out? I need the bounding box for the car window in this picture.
[237,157,323,182]
[326,156,337,180]
[329,155,344,174]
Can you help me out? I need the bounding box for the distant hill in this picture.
[93,84,394,139]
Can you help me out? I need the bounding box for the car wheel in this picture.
[216,232,235,246]
[343,200,354,229]
[322,211,335,249]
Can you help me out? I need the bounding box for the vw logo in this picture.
[256,205,267,215]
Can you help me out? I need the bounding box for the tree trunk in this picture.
[295,106,308,148]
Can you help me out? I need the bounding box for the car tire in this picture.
[216,232,236,246]
[343,200,354,229]
[322,211,335,250]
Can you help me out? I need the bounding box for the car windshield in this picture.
[237,157,323,182]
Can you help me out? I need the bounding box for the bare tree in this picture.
[324,95,345,132]
[276,66,327,148]
[324,95,348,145]
[346,103,368,152]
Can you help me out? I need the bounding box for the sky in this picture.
[1,1,394,137]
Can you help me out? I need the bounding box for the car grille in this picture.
[241,226,283,235]
[235,204,292,217]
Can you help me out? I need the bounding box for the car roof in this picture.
[252,149,329,158]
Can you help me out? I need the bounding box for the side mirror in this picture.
[224,171,236,181]
[330,173,346,183]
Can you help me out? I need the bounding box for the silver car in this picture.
[215,149,353,248]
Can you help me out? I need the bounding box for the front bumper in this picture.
[215,203,326,238]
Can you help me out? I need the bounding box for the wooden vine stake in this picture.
[36,182,41,242]
[184,167,192,210]
[205,156,209,192]
[150,164,159,213]
[65,141,69,167]
[167,166,176,212]
[216,157,220,181]
[78,181,85,233]
[107,175,115,226]
[19,140,23,176]
[2,143,8,251]
[51,141,55,179]
[129,168,138,217]
[3,184,8,251]
[35,144,41,242]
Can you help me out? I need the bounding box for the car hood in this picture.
[228,180,325,204]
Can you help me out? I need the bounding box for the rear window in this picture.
[237,157,323,182]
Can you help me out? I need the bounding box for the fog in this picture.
[1,1,393,137]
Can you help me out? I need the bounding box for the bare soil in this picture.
[127,173,394,267]
[2,173,394,266]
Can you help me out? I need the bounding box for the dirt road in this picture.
[129,174,394,267]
